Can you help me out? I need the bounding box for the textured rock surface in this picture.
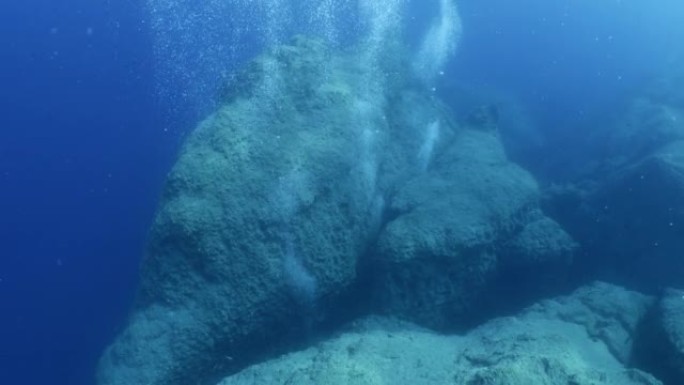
[544,84,684,292]
[660,288,684,377]
[97,37,394,385]
[98,36,577,385]
[218,282,660,385]
[523,281,654,364]
[635,288,684,384]
[372,124,576,329]
[503,214,577,267]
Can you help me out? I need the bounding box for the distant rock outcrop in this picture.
[539,63,684,293]
[544,91,684,291]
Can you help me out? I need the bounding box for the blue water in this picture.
[0,1,179,383]
[449,0,684,178]
[1,0,683,384]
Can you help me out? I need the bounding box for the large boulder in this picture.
[372,119,576,329]
[217,282,660,385]
[97,37,392,385]
[634,288,684,384]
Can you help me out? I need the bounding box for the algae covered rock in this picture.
[635,288,684,384]
[217,283,660,385]
[97,37,388,385]
[522,281,655,364]
[503,213,577,268]
[659,288,684,378]
[371,125,576,329]
[218,318,459,385]
[98,35,579,385]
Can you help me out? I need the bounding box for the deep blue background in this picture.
[1,0,684,384]
[0,0,181,383]
[449,0,684,178]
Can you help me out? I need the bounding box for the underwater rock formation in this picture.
[216,282,660,385]
[659,289,684,379]
[635,288,684,384]
[97,36,576,385]
[612,98,684,164]
[545,88,684,291]
[372,123,576,329]
[98,37,386,385]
